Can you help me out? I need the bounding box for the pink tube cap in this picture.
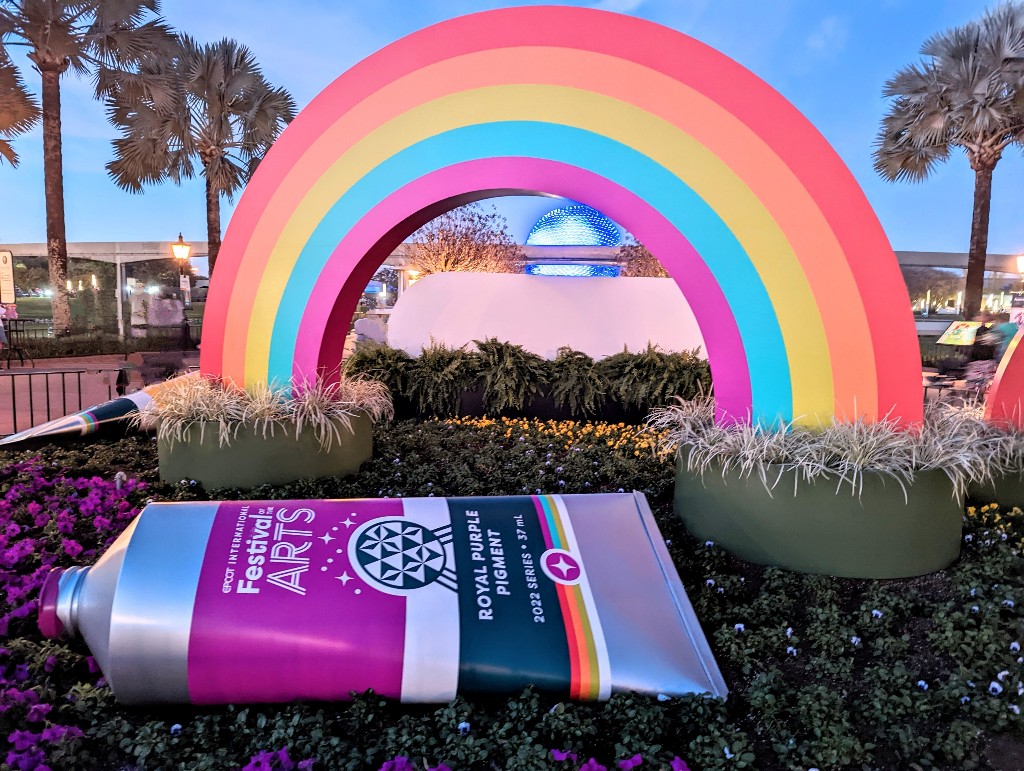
[37,569,65,639]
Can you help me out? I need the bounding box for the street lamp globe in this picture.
[171,233,191,262]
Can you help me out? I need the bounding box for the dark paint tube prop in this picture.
[0,375,191,448]
[38,493,727,704]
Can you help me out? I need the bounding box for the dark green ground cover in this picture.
[0,419,1022,770]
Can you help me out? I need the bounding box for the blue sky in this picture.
[2,0,1021,263]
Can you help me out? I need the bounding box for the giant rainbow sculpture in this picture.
[200,6,922,427]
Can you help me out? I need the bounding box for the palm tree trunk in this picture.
[40,66,71,336]
[205,175,221,277]
[963,164,994,320]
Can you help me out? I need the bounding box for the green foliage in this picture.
[20,333,190,359]
[547,347,609,418]
[405,342,480,418]
[341,341,711,423]
[599,344,711,413]
[473,338,549,414]
[343,342,414,412]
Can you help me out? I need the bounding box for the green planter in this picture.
[673,455,963,578]
[968,473,1024,511]
[158,415,372,490]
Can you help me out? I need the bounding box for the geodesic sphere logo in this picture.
[349,519,447,594]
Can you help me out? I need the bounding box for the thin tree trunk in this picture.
[205,175,221,277]
[963,164,994,320]
[40,66,71,336]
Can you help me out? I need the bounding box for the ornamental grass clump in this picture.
[646,397,1014,498]
[137,375,393,451]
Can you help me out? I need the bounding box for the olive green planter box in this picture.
[673,456,963,578]
[158,415,372,490]
[968,472,1024,511]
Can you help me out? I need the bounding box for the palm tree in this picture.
[874,3,1024,320]
[0,47,38,166]
[106,36,295,276]
[0,0,174,335]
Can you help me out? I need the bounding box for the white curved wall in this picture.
[386,272,704,359]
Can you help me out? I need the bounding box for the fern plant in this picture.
[548,347,609,417]
[474,338,549,414]
[406,341,481,418]
[599,344,710,413]
[342,342,413,407]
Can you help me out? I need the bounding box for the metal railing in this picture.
[6,316,203,343]
[0,367,123,436]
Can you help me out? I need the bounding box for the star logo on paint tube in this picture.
[336,571,354,586]
[341,517,356,528]
[319,532,335,545]
[540,549,582,585]
[550,556,576,578]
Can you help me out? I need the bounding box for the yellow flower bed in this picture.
[441,416,671,458]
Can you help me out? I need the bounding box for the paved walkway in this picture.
[0,353,197,436]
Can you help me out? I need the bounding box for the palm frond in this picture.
[877,5,1024,180]
[0,49,39,165]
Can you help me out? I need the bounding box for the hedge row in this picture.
[344,340,711,422]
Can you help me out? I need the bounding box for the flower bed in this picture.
[1,422,1023,769]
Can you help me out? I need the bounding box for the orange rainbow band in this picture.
[199,6,923,426]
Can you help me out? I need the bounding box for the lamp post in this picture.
[172,233,192,307]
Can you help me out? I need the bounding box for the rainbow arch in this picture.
[200,6,923,426]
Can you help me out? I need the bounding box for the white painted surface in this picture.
[387,272,704,359]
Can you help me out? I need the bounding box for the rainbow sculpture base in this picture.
[674,456,963,579]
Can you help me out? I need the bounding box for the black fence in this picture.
[0,367,122,436]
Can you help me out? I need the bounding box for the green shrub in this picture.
[405,342,480,418]
[339,341,712,423]
[547,347,609,418]
[473,338,549,414]
[598,344,711,413]
[21,333,191,359]
[343,342,413,411]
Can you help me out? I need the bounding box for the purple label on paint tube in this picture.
[188,499,407,703]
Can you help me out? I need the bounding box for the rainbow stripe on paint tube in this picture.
[534,495,610,700]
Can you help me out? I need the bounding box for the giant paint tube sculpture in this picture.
[38,494,727,704]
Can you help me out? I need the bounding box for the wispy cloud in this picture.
[805,15,848,57]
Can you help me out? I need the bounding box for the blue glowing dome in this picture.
[525,204,621,247]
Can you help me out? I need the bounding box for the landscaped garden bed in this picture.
[141,375,392,489]
[1,419,1023,770]
[344,340,711,422]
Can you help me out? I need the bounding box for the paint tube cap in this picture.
[37,569,65,639]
